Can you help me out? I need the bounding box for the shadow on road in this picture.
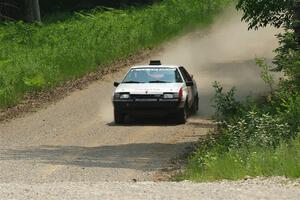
[106,119,181,127]
[0,142,194,171]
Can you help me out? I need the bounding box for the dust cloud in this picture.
[150,6,282,117]
[101,6,282,120]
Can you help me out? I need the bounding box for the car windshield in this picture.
[123,68,183,83]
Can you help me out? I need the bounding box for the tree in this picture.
[236,0,293,29]
[24,0,41,22]
[236,1,300,84]
[236,0,300,45]
[293,1,300,44]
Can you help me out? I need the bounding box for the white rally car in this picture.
[112,61,199,124]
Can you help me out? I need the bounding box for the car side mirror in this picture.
[186,81,194,86]
[114,81,120,87]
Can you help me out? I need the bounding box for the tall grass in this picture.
[184,135,300,181]
[0,0,230,108]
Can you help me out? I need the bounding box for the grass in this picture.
[0,0,231,108]
[183,135,300,181]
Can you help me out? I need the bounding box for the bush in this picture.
[212,81,241,120]
[181,80,300,181]
[273,90,300,135]
[222,111,290,149]
[274,31,300,86]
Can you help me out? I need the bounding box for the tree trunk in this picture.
[24,0,41,22]
[293,0,300,47]
[33,0,41,22]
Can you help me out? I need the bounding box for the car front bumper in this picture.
[113,99,183,115]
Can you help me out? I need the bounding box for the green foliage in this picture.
[256,58,275,93]
[184,135,300,181]
[180,0,300,183]
[274,31,300,85]
[236,0,300,86]
[273,90,300,134]
[0,0,231,107]
[236,0,293,29]
[212,81,241,120]
[182,80,300,181]
[211,81,292,150]
[223,111,290,149]
[23,74,46,89]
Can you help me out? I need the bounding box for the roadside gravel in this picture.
[1,178,299,200]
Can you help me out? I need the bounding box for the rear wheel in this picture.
[114,109,125,124]
[191,95,199,115]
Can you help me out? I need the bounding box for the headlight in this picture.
[114,93,121,99]
[163,93,175,99]
[120,93,130,99]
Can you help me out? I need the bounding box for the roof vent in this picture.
[149,60,161,65]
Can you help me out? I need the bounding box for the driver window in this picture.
[179,67,192,82]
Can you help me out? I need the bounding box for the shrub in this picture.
[212,81,241,120]
[256,58,275,93]
[222,111,290,149]
[182,80,300,181]
[275,91,300,134]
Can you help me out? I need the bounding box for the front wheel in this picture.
[177,104,188,124]
[114,109,125,124]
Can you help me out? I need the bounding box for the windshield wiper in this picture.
[149,80,171,83]
[123,81,145,84]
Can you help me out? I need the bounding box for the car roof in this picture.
[130,65,179,69]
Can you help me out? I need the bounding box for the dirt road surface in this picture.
[1,7,299,199]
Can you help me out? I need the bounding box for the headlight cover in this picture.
[120,93,130,99]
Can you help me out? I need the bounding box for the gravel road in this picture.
[1,178,300,200]
[1,7,299,199]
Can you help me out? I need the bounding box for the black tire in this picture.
[114,109,125,124]
[191,95,199,115]
[177,104,188,124]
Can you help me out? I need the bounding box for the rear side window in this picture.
[179,67,192,82]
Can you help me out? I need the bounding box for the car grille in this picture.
[130,94,162,99]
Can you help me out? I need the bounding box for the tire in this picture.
[191,95,199,115]
[177,104,188,124]
[114,109,125,124]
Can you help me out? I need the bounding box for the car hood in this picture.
[115,83,183,94]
